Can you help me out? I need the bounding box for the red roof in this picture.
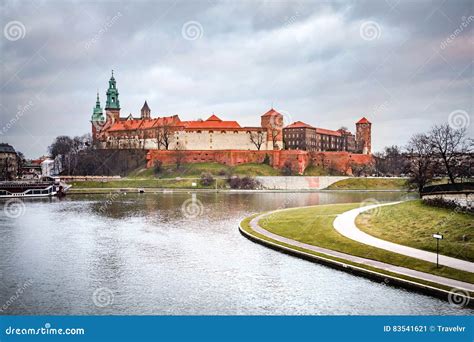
[357,117,371,124]
[261,108,282,117]
[108,115,181,132]
[285,121,313,129]
[315,128,341,136]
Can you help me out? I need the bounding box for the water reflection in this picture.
[1,191,470,315]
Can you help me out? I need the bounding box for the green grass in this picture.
[70,178,226,189]
[356,200,473,262]
[249,203,473,284]
[326,177,409,190]
[303,165,331,176]
[232,163,280,176]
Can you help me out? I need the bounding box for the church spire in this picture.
[105,70,120,110]
[91,92,104,121]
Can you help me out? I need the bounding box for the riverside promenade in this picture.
[247,208,474,292]
[333,202,474,273]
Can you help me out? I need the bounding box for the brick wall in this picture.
[146,149,373,175]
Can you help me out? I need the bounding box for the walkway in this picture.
[248,209,474,292]
[333,202,474,273]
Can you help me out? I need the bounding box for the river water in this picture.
[0,191,470,315]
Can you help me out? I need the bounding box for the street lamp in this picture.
[432,233,443,268]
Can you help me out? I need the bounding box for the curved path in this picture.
[248,209,474,292]
[333,201,474,273]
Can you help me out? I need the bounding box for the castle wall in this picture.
[104,129,271,151]
[146,149,373,175]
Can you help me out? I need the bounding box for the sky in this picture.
[0,0,473,158]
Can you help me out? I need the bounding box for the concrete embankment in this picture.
[256,176,348,190]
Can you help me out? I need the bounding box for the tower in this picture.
[141,101,151,119]
[91,92,104,140]
[355,117,372,154]
[105,70,120,123]
[261,108,284,150]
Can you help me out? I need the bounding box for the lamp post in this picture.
[432,233,443,268]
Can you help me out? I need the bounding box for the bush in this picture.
[227,176,260,189]
[281,161,293,176]
[153,160,163,175]
[423,197,472,213]
[262,154,271,165]
[200,172,214,186]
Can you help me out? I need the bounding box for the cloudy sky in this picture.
[1,0,472,158]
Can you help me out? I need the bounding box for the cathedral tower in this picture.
[105,70,120,123]
[91,92,104,141]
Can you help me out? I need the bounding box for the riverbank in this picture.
[356,200,473,261]
[239,203,473,304]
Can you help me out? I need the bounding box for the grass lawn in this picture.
[70,178,226,189]
[326,177,409,190]
[248,203,473,284]
[356,200,473,262]
[303,165,331,176]
[232,163,281,176]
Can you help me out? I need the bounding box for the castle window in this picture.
[209,131,213,134]
[197,130,202,133]
[246,131,250,134]
[221,131,226,134]
[234,131,238,134]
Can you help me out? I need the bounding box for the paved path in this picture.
[249,208,474,292]
[333,201,474,273]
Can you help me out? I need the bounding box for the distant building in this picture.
[0,143,18,180]
[282,118,370,154]
[91,71,371,155]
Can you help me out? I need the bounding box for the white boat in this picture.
[0,177,71,198]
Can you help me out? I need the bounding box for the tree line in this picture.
[374,123,472,193]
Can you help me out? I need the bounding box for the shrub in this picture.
[281,161,293,176]
[200,172,214,186]
[227,176,260,189]
[423,197,472,213]
[262,154,271,165]
[153,160,163,175]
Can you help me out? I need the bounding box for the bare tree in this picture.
[270,128,281,149]
[156,124,173,150]
[405,133,434,195]
[173,143,186,170]
[429,124,471,184]
[249,131,265,150]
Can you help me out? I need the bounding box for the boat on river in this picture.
[0,177,71,198]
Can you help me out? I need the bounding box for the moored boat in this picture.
[0,177,71,198]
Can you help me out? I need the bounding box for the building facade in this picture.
[91,72,371,155]
[0,143,18,180]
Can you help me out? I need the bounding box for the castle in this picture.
[91,72,373,174]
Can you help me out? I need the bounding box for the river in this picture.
[0,191,470,315]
